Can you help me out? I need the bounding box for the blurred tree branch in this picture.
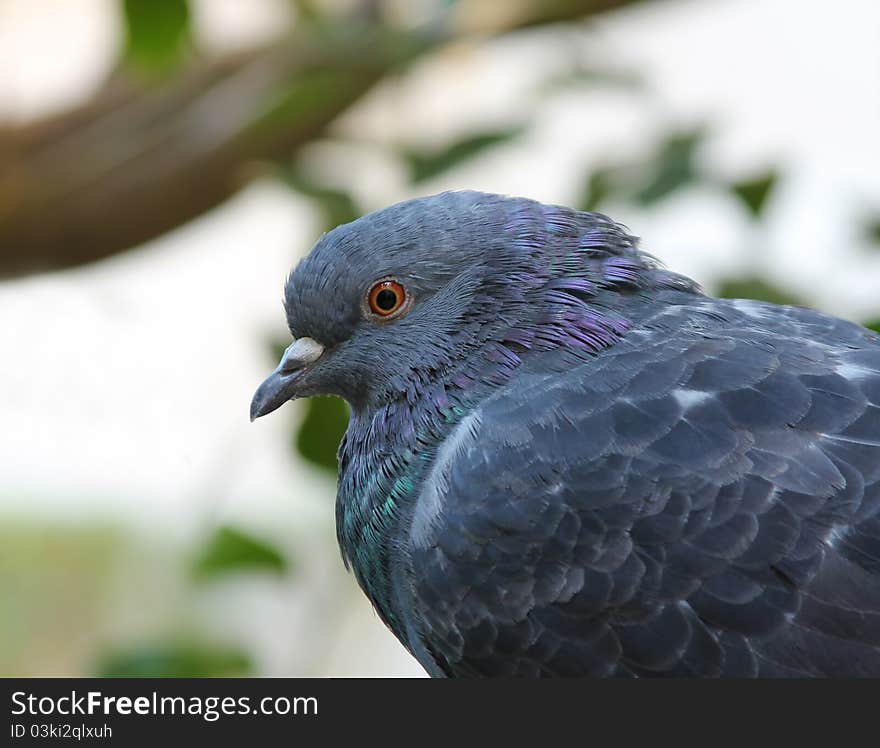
[0,0,644,277]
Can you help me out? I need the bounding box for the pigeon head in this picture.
[250,190,682,419]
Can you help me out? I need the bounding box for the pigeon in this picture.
[251,190,880,677]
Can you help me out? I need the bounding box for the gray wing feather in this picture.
[408,299,880,677]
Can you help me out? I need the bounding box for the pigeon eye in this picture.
[367,280,408,318]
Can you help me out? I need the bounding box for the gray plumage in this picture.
[252,191,880,677]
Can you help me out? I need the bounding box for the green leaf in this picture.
[122,0,191,75]
[96,642,252,678]
[729,171,778,219]
[634,128,705,205]
[269,337,288,363]
[865,319,880,334]
[192,527,287,580]
[715,275,806,307]
[281,168,361,232]
[578,168,617,212]
[538,66,643,95]
[295,396,349,472]
[290,0,322,23]
[403,128,524,183]
[864,217,880,246]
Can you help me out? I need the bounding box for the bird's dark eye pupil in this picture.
[367,279,407,317]
[375,289,398,311]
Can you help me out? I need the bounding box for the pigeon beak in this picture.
[250,337,325,421]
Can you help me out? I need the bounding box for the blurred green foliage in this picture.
[579,168,615,213]
[0,522,123,676]
[281,166,362,233]
[538,65,644,94]
[122,0,191,75]
[634,129,705,205]
[577,135,778,224]
[865,217,880,246]
[403,128,526,183]
[715,276,806,307]
[577,128,707,210]
[290,0,323,24]
[729,172,778,218]
[295,397,350,472]
[0,519,285,677]
[97,642,252,678]
[192,527,288,580]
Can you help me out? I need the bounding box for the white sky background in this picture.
[1,0,879,675]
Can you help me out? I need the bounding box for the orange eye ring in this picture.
[367,280,408,318]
